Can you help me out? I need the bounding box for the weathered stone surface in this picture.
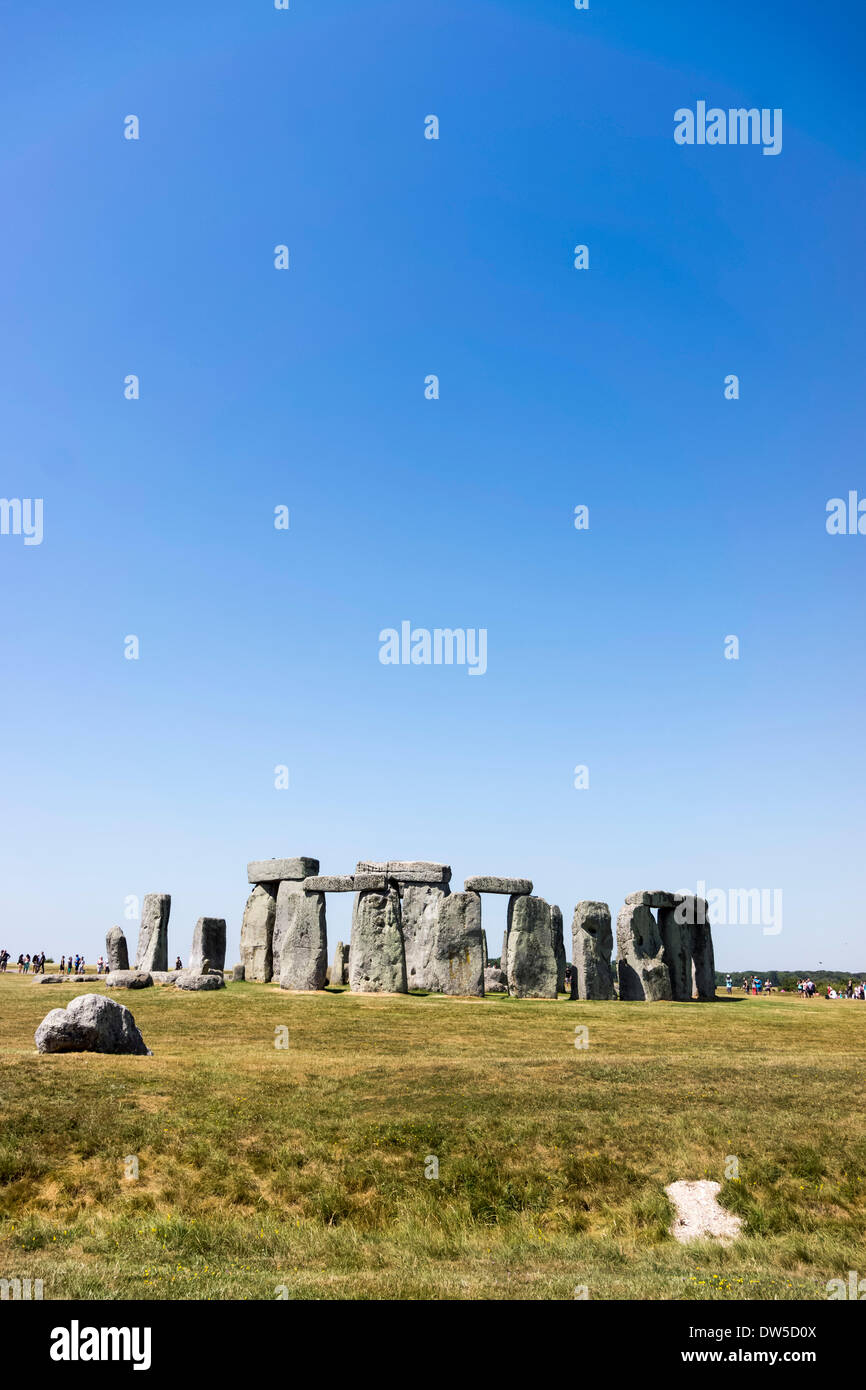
[482,929,489,971]
[349,887,407,993]
[303,875,355,892]
[353,872,390,892]
[506,896,557,998]
[71,975,99,983]
[657,906,693,1001]
[464,876,532,895]
[328,940,348,987]
[135,894,170,973]
[105,970,153,989]
[240,883,277,983]
[551,905,566,994]
[624,890,676,909]
[247,857,319,885]
[150,970,182,985]
[278,891,327,991]
[175,971,225,991]
[616,904,672,1001]
[402,882,450,990]
[35,994,151,1055]
[189,917,227,975]
[691,919,717,1001]
[484,965,508,993]
[272,881,305,977]
[430,892,484,995]
[673,893,710,923]
[106,926,129,973]
[355,861,451,885]
[38,974,68,983]
[571,901,615,1000]
[232,963,245,981]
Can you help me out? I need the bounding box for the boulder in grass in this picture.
[483,965,508,993]
[105,970,153,989]
[150,970,182,986]
[35,994,151,1055]
[175,960,225,991]
[38,974,68,984]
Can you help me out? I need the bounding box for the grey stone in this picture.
[506,896,557,998]
[464,876,532,895]
[232,963,245,981]
[624,890,677,908]
[328,940,348,987]
[240,883,277,983]
[571,901,615,1000]
[616,904,672,1001]
[484,965,508,993]
[430,892,484,995]
[271,881,305,976]
[278,890,327,991]
[355,861,451,885]
[691,920,717,1001]
[349,886,407,993]
[402,882,450,989]
[134,894,170,973]
[551,904,566,994]
[38,974,68,984]
[150,970,182,985]
[105,970,153,989]
[657,906,693,1001]
[303,875,355,892]
[353,872,390,892]
[175,971,225,991]
[35,993,151,1055]
[71,975,99,983]
[189,917,227,975]
[105,926,129,973]
[482,929,488,971]
[247,857,319,885]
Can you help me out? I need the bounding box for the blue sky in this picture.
[1,0,864,970]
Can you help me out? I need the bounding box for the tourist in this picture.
[725,974,732,994]
[17,954,25,973]
[175,956,182,970]
[97,955,104,974]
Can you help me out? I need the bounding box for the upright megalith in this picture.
[240,883,277,982]
[105,926,129,974]
[278,890,328,991]
[506,896,557,998]
[329,940,349,987]
[571,901,615,1000]
[657,895,715,1001]
[616,902,672,1001]
[690,914,716,1001]
[355,862,450,990]
[189,917,226,975]
[135,894,170,973]
[431,891,484,995]
[550,905,566,994]
[657,903,692,1001]
[349,885,407,993]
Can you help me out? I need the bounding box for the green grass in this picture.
[1,973,864,1299]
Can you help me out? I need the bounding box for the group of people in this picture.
[725,975,773,994]
[799,978,866,1000]
[0,950,48,973]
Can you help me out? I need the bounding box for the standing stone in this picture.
[550,905,566,994]
[278,891,327,991]
[232,963,245,982]
[329,940,347,987]
[135,894,170,973]
[349,886,407,993]
[272,881,305,978]
[105,926,129,973]
[240,883,277,982]
[430,892,484,996]
[571,901,615,1000]
[189,917,226,975]
[690,918,717,1001]
[482,929,488,971]
[402,882,450,990]
[657,904,692,1001]
[616,903,672,1001]
[506,896,557,998]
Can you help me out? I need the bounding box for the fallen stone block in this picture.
[35,994,151,1055]
[105,970,153,989]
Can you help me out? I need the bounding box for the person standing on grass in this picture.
[725,975,732,994]
[175,956,182,970]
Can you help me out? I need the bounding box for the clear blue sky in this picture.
[1,1,864,971]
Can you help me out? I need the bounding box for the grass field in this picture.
[1,972,864,1300]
